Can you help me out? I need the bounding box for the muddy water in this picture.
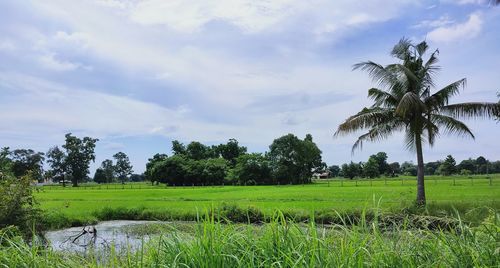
[45,220,159,253]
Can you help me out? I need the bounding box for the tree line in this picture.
[327,153,500,180]
[145,134,323,186]
[0,133,136,187]
[1,133,499,187]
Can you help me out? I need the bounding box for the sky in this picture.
[0,0,499,174]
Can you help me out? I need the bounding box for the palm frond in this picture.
[424,114,440,146]
[351,120,404,153]
[425,78,466,108]
[430,114,475,139]
[391,38,412,60]
[415,41,429,58]
[441,102,500,119]
[367,88,399,108]
[353,61,402,90]
[334,107,395,137]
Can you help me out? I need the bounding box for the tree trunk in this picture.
[415,133,426,206]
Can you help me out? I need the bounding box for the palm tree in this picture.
[334,39,499,205]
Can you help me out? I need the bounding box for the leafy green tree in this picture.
[437,155,456,175]
[232,153,271,185]
[460,169,471,176]
[93,168,107,184]
[268,134,322,184]
[340,162,362,179]
[335,38,499,205]
[151,155,186,185]
[171,140,186,155]
[458,158,476,174]
[0,147,12,175]
[100,159,115,183]
[113,152,133,184]
[145,153,168,184]
[328,165,341,177]
[201,158,228,185]
[388,162,400,176]
[46,146,67,186]
[373,152,389,175]
[186,141,209,160]
[10,149,45,182]
[476,156,489,174]
[424,161,441,175]
[130,173,145,182]
[218,139,247,166]
[364,156,380,178]
[401,161,417,176]
[63,133,98,187]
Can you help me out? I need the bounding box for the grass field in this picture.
[35,175,500,228]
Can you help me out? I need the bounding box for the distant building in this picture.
[312,171,330,179]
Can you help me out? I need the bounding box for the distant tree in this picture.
[424,161,441,175]
[268,134,322,184]
[218,139,247,166]
[490,161,500,173]
[113,152,133,184]
[341,162,362,180]
[93,168,107,184]
[145,153,168,184]
[364,156,380,178]
[437,155,456,176]
[373,152,389,175]
[46,146,67,186]
[328,165,341,177]
[62,133,98,187]
[151,155,186,185]
[457,158,475,174]
[401,161,417,176]
[130,173,145,182]
[0,147,12,175]
[186,141,209,160]
[201,158,228,185]
[476,156,488,174]
[460,169,471,176]
[388,162,400,176]
[10,149,45,182]
[171,140,186,155]
[232,153,271,185]
[100,159,115,183]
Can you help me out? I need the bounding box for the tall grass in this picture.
[1,209,499,267]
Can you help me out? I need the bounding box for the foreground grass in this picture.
[36,175,500,229]
[1,211,499,267]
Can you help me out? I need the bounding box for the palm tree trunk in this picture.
[415,133,426,206]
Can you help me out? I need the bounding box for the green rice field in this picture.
[36,175,500,228]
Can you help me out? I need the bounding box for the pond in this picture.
[45,220,167,253]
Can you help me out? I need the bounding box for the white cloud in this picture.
[129,0,301,33]
[412,15,455,29]
[427,12,483,43]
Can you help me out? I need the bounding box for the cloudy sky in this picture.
[0,0,499,173]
